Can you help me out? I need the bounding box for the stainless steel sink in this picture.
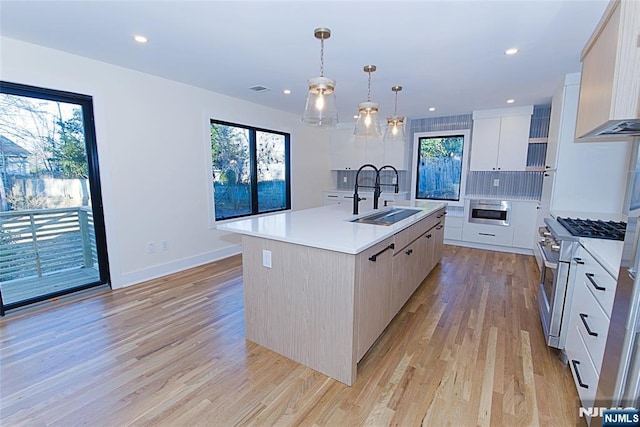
[350,208,419,226]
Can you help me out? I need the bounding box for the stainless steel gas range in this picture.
[537,217,626,349]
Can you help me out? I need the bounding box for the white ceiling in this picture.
[0,0,609,121]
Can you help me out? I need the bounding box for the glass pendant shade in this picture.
[302,27,338,127]
[354,101,382,136]
[302,76,338,126]
[384,115,406,142]
[354,65,382,137]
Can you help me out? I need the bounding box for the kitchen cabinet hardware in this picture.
[368,243,395,262]
[579,313,598,337]
[574,257,585,265]
[571,360,589,389]
[479,232,496,237]
[585,272,606,291]
[436,225,443,230]
[425,234,432,239]
[405,249,413,255]
[327,195,338,198]
[544,173,550,177]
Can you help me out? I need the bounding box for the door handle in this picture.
[579,313,598,337]
[586,273,606,291]
[571,360,589,389]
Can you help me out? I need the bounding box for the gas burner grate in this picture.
[557,217,626,241]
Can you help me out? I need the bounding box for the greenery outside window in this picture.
[413,130,469,206]
[210,120,290,220]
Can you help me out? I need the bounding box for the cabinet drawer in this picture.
[568,275,610,373]
[575,247,617,314]
[461,222,514,246]
[566,324,599,410]
[394,220,424,253]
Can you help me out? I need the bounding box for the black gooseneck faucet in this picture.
[353,164,380,215]
[378,165,400,197]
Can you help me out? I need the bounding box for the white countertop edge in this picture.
[217,201,447,254]
[579,237,623,279]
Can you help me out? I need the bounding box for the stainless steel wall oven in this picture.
[468,199,511,226]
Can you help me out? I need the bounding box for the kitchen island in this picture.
[217,201,447,385]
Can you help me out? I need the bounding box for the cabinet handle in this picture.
[327,195,338,198]
[571,360,589,389]
[586,273,606,291]
[369,243,395,262]
[574,257,584,265]
[479,232,495,237]
[425,234,432,239]
[437,213,445,219]
[436,225,443,230]
[544,173,550,177]
[405,249,413,255]
[579,313,598,337]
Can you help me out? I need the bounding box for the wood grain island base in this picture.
[222,203,446,385]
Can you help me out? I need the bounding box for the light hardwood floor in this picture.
[0,246,582,426]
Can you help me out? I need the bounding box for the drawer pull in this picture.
[405,249,413,255]
[425,234,432,239]
[586,273,606,291]
[327,195,338,198]
[369,243,395,262]
[436,225,443,230]
[574,257,584,265]
[571,360,589,389]
[579,313,598,337]
[479,232,495,237]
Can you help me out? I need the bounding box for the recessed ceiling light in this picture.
[506,99,515,104]
[505,48,519,55]
[134,35,148,44]
[283,89,291,95]
[428,107,436,112]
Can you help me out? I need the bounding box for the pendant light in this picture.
[354,65,382,137]
[383,85,406,143]
[302,27,338,127]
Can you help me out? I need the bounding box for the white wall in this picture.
[0,37,332,289]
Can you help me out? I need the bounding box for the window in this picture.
[413,130,469,205]
[210,120,290,220]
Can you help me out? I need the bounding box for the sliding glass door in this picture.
[0,82,109,315]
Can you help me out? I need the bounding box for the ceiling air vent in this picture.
[248,85,271,93]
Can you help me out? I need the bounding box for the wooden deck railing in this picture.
[0,207,98,282]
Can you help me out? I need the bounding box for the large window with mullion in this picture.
[210,120,290,220]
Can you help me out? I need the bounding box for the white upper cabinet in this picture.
[329,123,407,170]
[546,73,581,170]
[575,0,640,141]
[470,106,533,171]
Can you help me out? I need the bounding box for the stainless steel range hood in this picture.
[581,119,640,138]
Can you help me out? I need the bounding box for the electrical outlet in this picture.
[493,179,500,187]
[392,177,397,184]
[162,240,169,251]
[343,176,348,183]
[262,249,272,268]
[148,242,155,254]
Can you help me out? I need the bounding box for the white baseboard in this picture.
[112,244,242,289]
[444,239,534,256]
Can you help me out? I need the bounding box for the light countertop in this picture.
[579,238,624,279]
[217,200,447,254]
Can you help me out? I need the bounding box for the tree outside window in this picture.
[416,134,465,202]
[210,121,290,220]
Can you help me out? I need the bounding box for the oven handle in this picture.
[537,242,558,269]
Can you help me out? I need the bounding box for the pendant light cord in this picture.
[393,91,398,115]
[367,71,372,102]
[320,38,325,77]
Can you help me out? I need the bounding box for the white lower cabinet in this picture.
[461,222,514,247]
[564,244,618,419]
